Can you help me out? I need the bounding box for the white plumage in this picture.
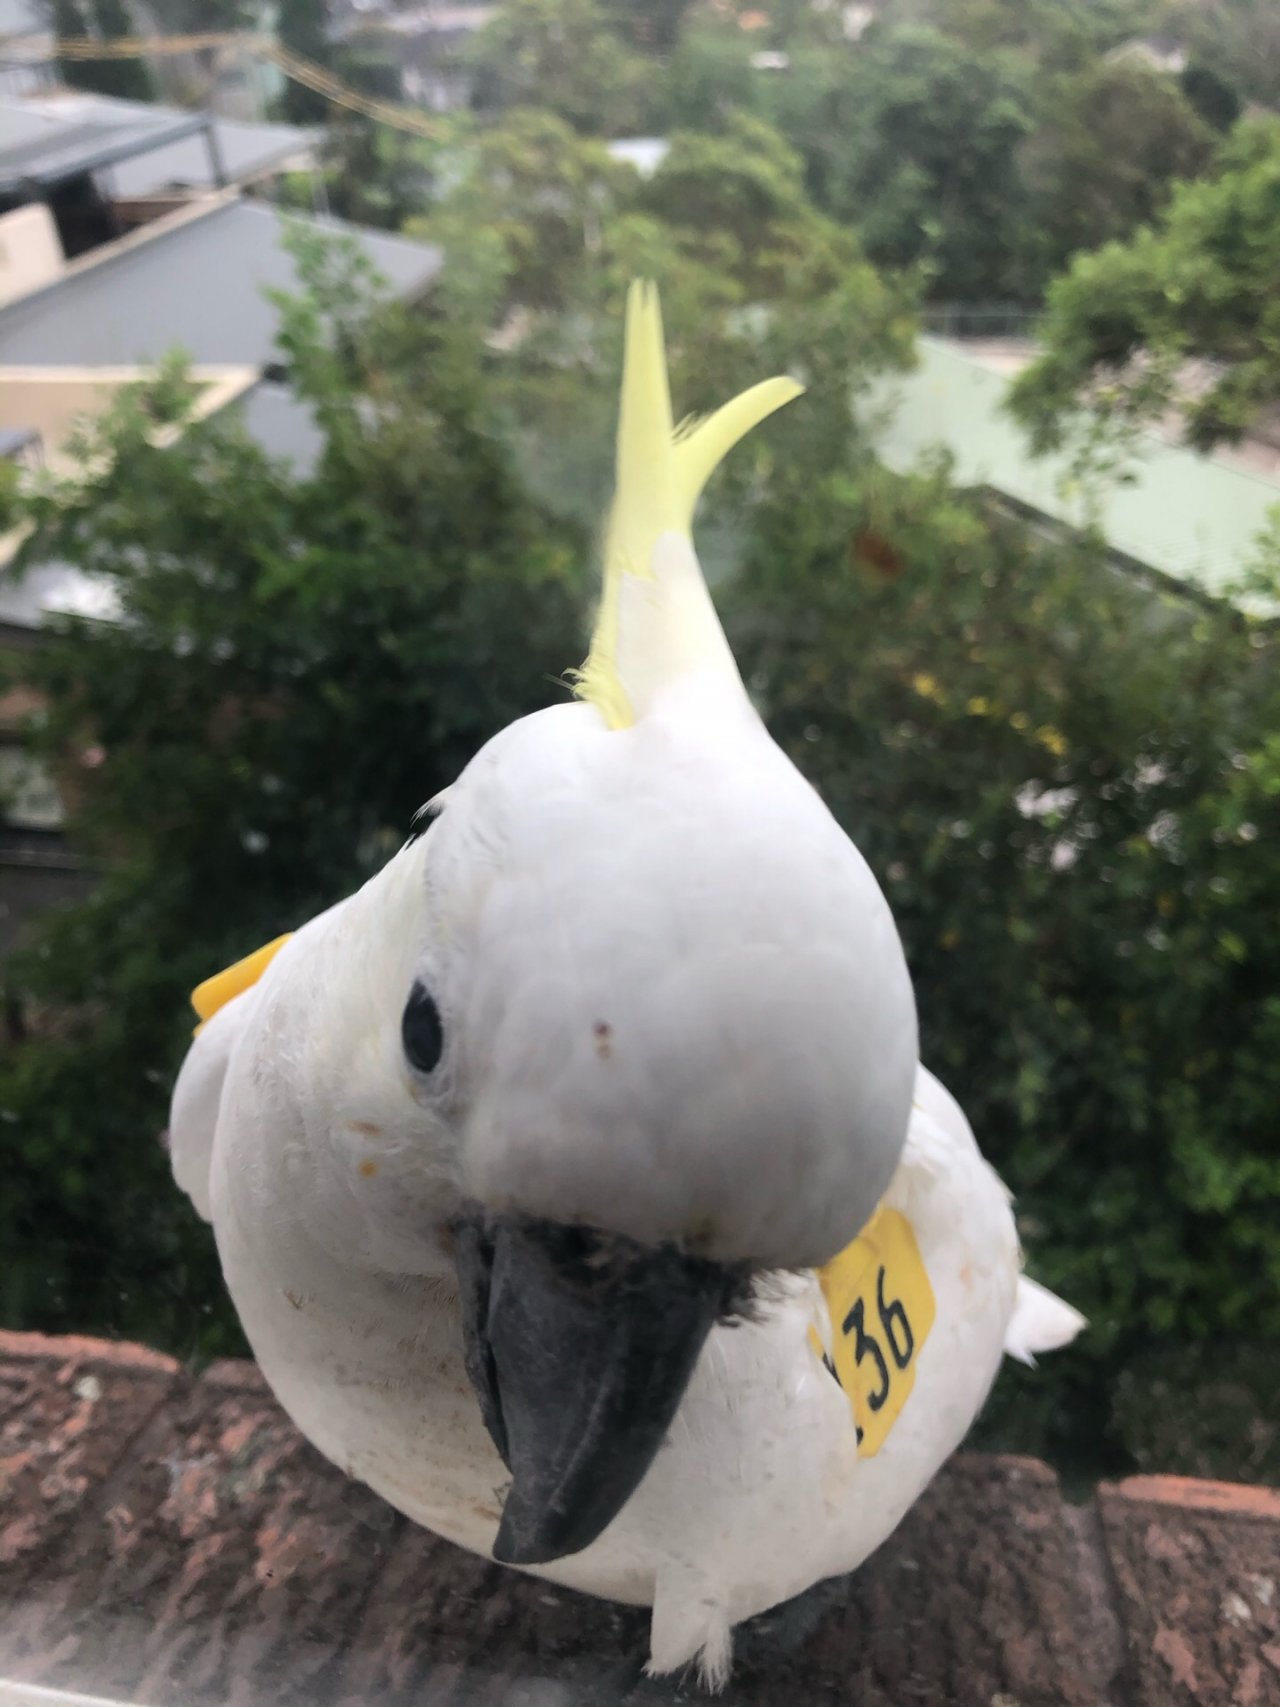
[170,282,1082,1686]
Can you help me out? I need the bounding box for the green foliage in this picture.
[315,118,443,231]
[313,0,1231,313]
[1170,0,1280,110]
[1180,59,1244,134]
[621,0,697,54]
[466,0,650,136]
[413,110,637,317]
[728,460,1280,1473]
[53,0,156,102]
[276,0,333,125]
[762,13,1215,303]
[659,13,760,134]
[418,106,914,325]
[640,114,866,296]
[0,236,586,1360]
[412,106,915,534]
[818,26,1038,301]
[1009,118,1280,455]
[1019,58,1213,281]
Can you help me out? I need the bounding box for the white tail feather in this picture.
[1004,1276,1087,1367]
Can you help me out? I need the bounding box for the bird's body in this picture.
[171,283,1083,1686]
[179,806,1080,1684]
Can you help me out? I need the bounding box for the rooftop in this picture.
[1,92,317,197]
[0,1328,1276,1707]
[871,336,1280,616]
[0,197,439,628]
[0,197,440,370]
[0,102,212,197]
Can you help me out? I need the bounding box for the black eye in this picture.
[402,981,444,1074]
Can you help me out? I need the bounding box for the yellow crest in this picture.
[574,281,803,729]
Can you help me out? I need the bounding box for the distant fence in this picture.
[922,304,1042,340]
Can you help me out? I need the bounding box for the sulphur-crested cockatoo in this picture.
[170,282,1083,1688]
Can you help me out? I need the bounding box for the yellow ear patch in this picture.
[191,934,293,1033]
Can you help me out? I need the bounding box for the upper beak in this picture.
[454,1213,739,1566]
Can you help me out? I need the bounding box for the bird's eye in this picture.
[402,981,444,1074]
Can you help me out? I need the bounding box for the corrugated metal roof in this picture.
[235,380,323,477]
[0,102,209,193]
[0,200,441,369]
[870,337,1280,614]
[8,92,317,195]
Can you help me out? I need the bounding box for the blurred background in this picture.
[0,0,1276,1493]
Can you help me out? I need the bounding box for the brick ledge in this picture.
[1,1330,1276,1706]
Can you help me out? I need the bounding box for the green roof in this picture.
[870,337,1280,615]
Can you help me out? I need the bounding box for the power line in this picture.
[32,33,445,141]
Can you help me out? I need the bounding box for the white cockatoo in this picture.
[170,282,1083,1687]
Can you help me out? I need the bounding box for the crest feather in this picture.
[574,281,803,729]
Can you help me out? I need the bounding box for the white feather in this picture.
[1004,1276,1088,1367]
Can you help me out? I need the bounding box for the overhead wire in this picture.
[20,33,446,140]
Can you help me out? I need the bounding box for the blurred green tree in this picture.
[1170,0,1280,110]
[658,12,760,134]
[465,0,650,135]
[0,235,587,1358]
[411,105,915,542]
[622,0,696,54]
[52,0,156,102]
[729,459,1280,1478]
[276,0,334,125]
[317,117,443,231]
[807,26,1040,301]
[1019,57,1213,282]
[1009,118,1280,454]
[1179,59,1244,133]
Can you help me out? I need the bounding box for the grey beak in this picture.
[455,1214,740,1566]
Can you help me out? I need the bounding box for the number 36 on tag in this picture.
[810,1207,936,1456]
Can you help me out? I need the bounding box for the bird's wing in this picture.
[170,991,257,1222]
[169,933,294,1221]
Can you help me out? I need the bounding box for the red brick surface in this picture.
[0,1351,400,1705]
[1099,1476,1280,1707]
[0,1332,1275,1706]
[0,1330,178,1580]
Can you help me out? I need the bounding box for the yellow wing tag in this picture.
[190,934,293,1033]
[810,1207,936,1456]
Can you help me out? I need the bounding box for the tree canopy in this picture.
[466,0,651,136]
[53,0,156,102]
[0,237,586,1355]
[730,456,1280,1477]
[1009,118,1280,454]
